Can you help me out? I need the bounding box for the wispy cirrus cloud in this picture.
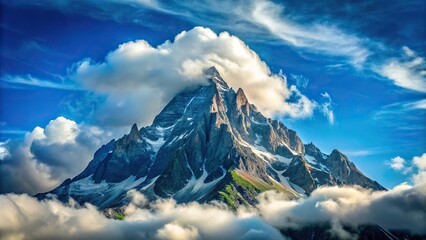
[289,74,309,89]
[344,150,376,157]
[244,0,370,67]
[375,46,426,93]
[319,92,334,125]
[6,0,425,95]
[373,99,426,132]
[0,129,28,136]
[1,74,81,90]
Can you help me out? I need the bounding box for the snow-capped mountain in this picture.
[37,67,385,209]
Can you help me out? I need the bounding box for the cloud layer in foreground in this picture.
[72,26,319,128]
[1,182,425,240]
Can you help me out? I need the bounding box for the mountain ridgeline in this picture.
[38,67,385,209]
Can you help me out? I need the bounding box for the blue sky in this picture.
[0,0,425,190]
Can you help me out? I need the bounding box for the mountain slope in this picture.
[37,66,385,209]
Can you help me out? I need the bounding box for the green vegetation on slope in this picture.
[114,213,125,220]
[218,169,287,210]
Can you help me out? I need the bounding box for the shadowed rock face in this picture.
[37,66,385,209]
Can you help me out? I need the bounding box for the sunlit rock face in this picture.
[37,67,385,209]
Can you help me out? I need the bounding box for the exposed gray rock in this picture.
[37,66,385,209]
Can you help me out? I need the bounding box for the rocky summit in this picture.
[37,66,385,209]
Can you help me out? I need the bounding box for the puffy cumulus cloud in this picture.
[413,153,426,170]
[284,85,317,119]
[257,184,426,237]
[376,46,426,93]
[41,116,79,144]
[412,153,426,185]
[387,153,426,185]
[156,223,199,240]
[0,193,286,240]
[0,117,113,195]
[71,26,317,128]
[389,156,407,171]
[0,141,10,160]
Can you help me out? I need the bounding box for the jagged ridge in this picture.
[37,66,385,209]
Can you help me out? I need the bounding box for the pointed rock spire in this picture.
[236,88,250,115]
[130,123,139,135]
[236,88,248,108]
[204,66,230,90]
[204,66,220,76]
[304,142,323,159]
[330,149,346,160]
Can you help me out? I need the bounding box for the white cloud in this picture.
[0,117,113,195]
[0,182,425,239]
[0,141,10,161]
[389,156,406,171]
[42,117,80,144]
[7,0,426,96]
[1,74,80,90]
[245,0,369,67]
[5,0,371,69]
[388,153,426,185]
[376,46,426,93]
[404,99,426,110]
[319,92,334,125]
[156,223,199,240]
[72,26,317,127]
[257,184,426,236]
[413,153,426,170]
[412,153,426,185]
[374,99,426,118]
[0,193,286,240]
[373,99,426,132]
[290,74,309,89]
[344,150,373,157]
[402,46,415,57]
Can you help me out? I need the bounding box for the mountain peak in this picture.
[328,149,350,165]
[40,66,385,209]
[204,66,219,76]
[236,88,248,109]
[330,149,343,156]
[204,66,230,91]
[130,123,139,135]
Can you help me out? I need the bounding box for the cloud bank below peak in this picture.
[72,26,322,128]
[1,181,425,239]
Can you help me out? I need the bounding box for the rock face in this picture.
[37,66,385,209]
